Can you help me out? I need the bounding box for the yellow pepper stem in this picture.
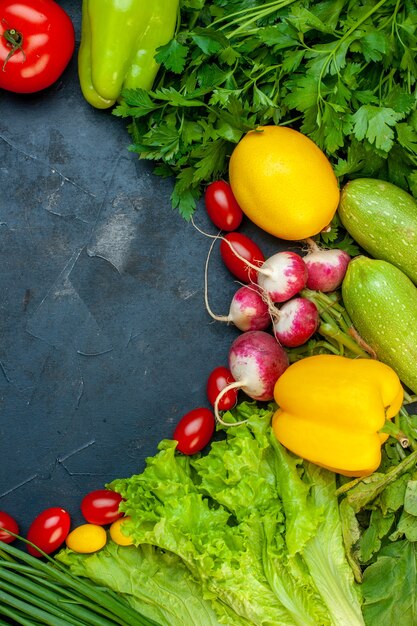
[379,419,409,449]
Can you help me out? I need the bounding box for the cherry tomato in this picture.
[206,366,238,411]
[220,232,265,283]
[81,489,123,526]
[205,181,243,231]
[109,517,133,546]
[0,0,75,94]
[173,408,215,455]
[66,524,107,554]
[26,507,70,557]
[0,511,19,543]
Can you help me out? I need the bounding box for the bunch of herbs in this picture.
[114,0,417,226]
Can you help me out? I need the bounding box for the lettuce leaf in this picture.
[271,437,364,625]
[59,402,364,626]
[58,542,225,626]
[111,407,297,624]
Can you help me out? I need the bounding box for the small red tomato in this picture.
[220,232,265,283]
[81,489,123,526]
[205,181,243,231]
[0,0,75,94]
[27,507,70,557]
[173,408,215,455]
[0,511,19,543]
[207,366,238,411]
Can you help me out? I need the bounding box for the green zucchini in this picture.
[342,256,417,394]
[338,178,417,284]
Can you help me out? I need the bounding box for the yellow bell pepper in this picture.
[272,355,403,477]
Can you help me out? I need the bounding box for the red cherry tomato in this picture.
[26,507,71,557]
[81,489,123,526]
[220,232,265,283]
[207,366,238,411]
[205,181,243,231]
[0,511,19,543]
[173,408,215,455]
[0,0,75,94]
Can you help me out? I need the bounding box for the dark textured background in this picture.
[0,1,282,533]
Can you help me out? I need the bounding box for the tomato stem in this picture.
[2,28,26,71]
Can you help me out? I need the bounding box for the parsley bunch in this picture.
[114,0,417,220]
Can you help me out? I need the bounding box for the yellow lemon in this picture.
[228,126,340,240]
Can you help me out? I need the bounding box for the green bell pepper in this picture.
[78,0,179,109]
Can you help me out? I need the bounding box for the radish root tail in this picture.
[190,216,267,277]
[204,235,230,323]
[348,326,378,359]
[214,381,246,426]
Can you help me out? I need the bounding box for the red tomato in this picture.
[220,232,265,283]
[207,366,238,411]
[205,181,243,231]
[0,511,19,543]
[27,507,71,557]
[0,0,75,94]
[173,408,215,455]
[81,489,123,526]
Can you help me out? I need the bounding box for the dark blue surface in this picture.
[0,1,283,533]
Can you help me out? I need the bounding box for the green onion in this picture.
[0,542,160,626]
[0,600,46,625]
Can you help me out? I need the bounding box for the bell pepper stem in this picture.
[399,407,417,450]
[379,419,410,449]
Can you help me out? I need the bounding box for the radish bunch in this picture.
[173,184,353,454]
[181,184,352,434]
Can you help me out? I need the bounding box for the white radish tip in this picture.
[214,381,246,426]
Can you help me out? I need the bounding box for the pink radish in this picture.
[214,330,288,422]
[214,331,288,425]
[204,235,271,331]
[257,251,307,303]
[304,239,350,292]
[206,284,271,331]
[272,297,319,348]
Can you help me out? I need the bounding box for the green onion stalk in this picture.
[0,540,160,626]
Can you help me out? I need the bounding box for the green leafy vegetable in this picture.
[361,541,417,625]
[0,541,158,626]
[335,406,417,625]
[114,0,417,219]
[59,402,365,626]
[59,543,224,626]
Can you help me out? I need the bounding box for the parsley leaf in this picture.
[352,105,405,152]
